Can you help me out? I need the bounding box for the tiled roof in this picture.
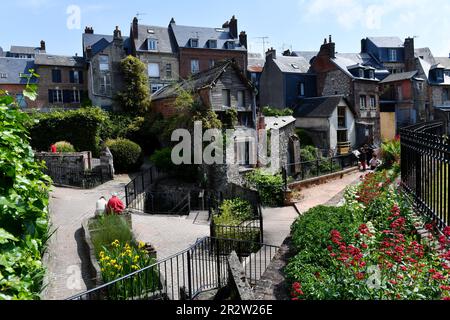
[170,23,245,51]
[0,57,37,84]
[293,95,348,118]
[380,71,419,84]
[9,45,45,55]
[35,54,86,67]
[367,37,404,48]
[272,55,311,74]
[435,57,450,70]
[415,48,436,65]
[132,24,176,54]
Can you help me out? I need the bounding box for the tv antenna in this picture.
[254,36,269,55]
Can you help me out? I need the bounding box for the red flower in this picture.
[444,227,450,237]
[361,243,368,250]
[389,280,398,285]
[440,286,450,291]
[356,272,365,280]
[433,273,446,281]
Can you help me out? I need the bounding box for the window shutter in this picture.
[79,71,84,84]
[48,90,54,103]
[69,71,75,83]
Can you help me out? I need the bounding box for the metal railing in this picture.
[125,167,160,207]
[43,165,112,189]
[400,121,450,231]
[128,191,192,216]
[67,237,279,301]
[284,153,359,184]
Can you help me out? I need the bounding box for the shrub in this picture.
[54,141,76,153]
[90,215,133,256]
[262,106,293,117]
[214,199,253,226]
[149,148,174,173]
[381,138,401,168]
[106,139,142,173]
[246,170,285,207]
[29,107,107,156]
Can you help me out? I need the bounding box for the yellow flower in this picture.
[111,259,117,265]
[138,242,145,249]
[132,265,140,271]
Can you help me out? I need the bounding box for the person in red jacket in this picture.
[106,193,125,215]
[50,144,57,153]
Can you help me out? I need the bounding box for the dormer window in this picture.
[226,41,235,50]
[388,49,397,62]
[358,69,364,78]
[208,40,217,49]
[369,70,375,79]
[148,39,157,51]
[190,38,199,48]
[0,73,7,78]
[436,70,444,82]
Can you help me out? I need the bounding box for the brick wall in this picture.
[0,84,39,108]
[151,97,178,118]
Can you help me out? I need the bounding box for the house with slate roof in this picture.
[0,57,38,108]
[259,48,316,109]
[5,41,46,59]
[129,17,179,94]
[168,16,248,78]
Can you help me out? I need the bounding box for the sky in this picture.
[1,0,449,58]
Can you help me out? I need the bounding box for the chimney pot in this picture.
[229,15,238,39]
[329,35,332,43]
[84,26,94,34]
[40,40,46,51]
[132,17,139,39]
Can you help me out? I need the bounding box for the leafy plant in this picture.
[381,138,401,168]
[262,106,293,117]
[106,138,142,173]
[54,141,76,153]
[90,215,133,256]
[246,170,284,207]
[214,199,253,226]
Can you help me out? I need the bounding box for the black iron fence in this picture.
[284,153,359,184]
[67,237,279,301]
[400,122,450,231]
[43,165,112,189]
[128,191,192,215]
[125,167,160,207]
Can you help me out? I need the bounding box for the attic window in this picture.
[358,69,364,78]
[208,40,217,49]
[226,41,235,50]
[148,39,157,51]
[190,39,199,48]
[0,73,7,78]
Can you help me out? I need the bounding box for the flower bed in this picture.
[286,169,450,300]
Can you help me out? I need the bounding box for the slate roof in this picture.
[170,23,245,51]
[380,71,419,84]
[9,45,45,55]
[35,54,86,68]
[435,57,450,70]
[415,48,436,65]
[367,37,404,48]
[247,53,264,73]
[264,116,296,130]
[272,55,311,74]
[418,57,450,85]
[152,60,252,101]
[0,57,37,84]
[291,51,318,63]
[293,95,349,118]
[82,33,131,56]
[132,24,176,54]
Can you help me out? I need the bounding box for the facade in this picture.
[309,37,381,146]
[0,57,38,108]
[83,26,130,111]
[293,96,357,155]
[247,52,265,102]
[129,17,179,94]
[259,48,316,109]
[34,54,87,109]
[379,71,426,140]
[169,16,248,78]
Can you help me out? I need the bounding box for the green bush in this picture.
[149,148,174,173]
[262,106,293,117]
[381,138,401,168]
[54,141,76,153]
[214,199,254,226]
[90,215,133,256]
[0,91,52,300]
[296,129,314,147]
[106,139,142,173]
[29,107,107,156]
[246,170,284,207]
[99,113,135,142]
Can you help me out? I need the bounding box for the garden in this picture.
[286,139,450,300]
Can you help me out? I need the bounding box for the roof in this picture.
[82,33,131,56]
[35,54,86,67]
[380,71,419,84]
[418,57,450,85]
[415,48,436,65]
[272,55,311,73]
[170,23,245,51]
[293,95,349,118]
[247,53,264,73]
[0,57,37,84]
[132,24,176,54]
[435,57,450,70]
[291,51,318,63]
[9,45,45,55]
[332,54,381,81]
[367,37,404,48]
[264,116,296,130]
[152,60,252,101]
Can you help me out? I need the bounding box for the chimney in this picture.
[239,31,247,49]
[229,15,238,39]
[222,21,230,28]
[404,37,415,72]
[361,38,367,53]
[283,49,291,56]
[318,35,335,59]
[40,40,46,52]
[132,17,139,39]
[84,26,94,34]
[113,26,123,41]
[266,47,276,60]
[170,17,176,25]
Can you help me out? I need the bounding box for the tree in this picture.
[116,56,151,114]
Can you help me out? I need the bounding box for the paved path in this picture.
[42,175,131,300]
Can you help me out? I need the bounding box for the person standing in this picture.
[50,144,57,153]
[95,196,108,217]
[359,147,367,171]
[107,193,125,215]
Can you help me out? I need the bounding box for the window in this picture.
[191,59,200,74]
[209,60,215,69]
[70,70,83,84]
[236,140,251,166]
[337,130,348,144]
[165,64,172,78]
[52,69,62,83]
[369,70,375,79]
[49,89,63,103]
[369,96,376,110]
[16,94,27,108]
[151,84,164,94]
[237,91,245,108]
[0,73,7,78]
[222,89,231,107]
[358,69,364,78]
[444,88,450,102]
[417,82,424,91]
[148,63,160,78]
[99,74,111,96]
[337,106,346,128]
[73,90,81,103]
[208,40,217,49]
[148,39,157,51]
[226,41,235,50]
[389,49,397,62]
[360,95,367,110]
[238,113,253,127]
[99,55,109,71]
[437,70,444,82]
[298,82,305,96]
[190,39,199,48]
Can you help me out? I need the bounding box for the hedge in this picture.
[106,138,142,173]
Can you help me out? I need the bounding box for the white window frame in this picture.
[73,89,81,103]
[53,89,63,103]
[389,49,397,62]
[360,95,367,110]
[190,39,199,48]
[99,74,111,96]
[191,59,200,74]
[369,96,376,110]
[151,84,164,94]
[73,70,80,84]
[99,55,109,71]
[148,63,160,78]
[148,39,157,51]
[237,90,245,108]
[299,82,305,96]
[222,89,231,107]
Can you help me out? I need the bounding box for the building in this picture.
[308,36,381,146]
[34,54,87,109]
[0,57,38,108]
[247,52,265,101]
[5,41,46,59]
[129,17,179,94]
[293,95,356,155]
[379,71,426,141]
[168,16,248,78]
[259,48,316,109]
[83,26,131,111]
